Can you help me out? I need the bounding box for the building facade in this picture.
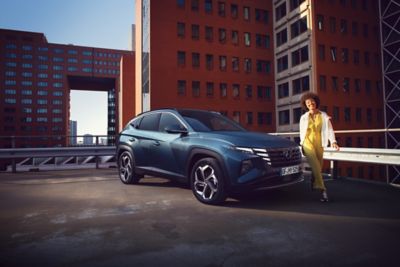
[135,0,276,132]
[0,29,132,148]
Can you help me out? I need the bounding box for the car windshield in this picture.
[177,109,246,132]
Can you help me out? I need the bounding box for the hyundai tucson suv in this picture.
[116,109,303,205]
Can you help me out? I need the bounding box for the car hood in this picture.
[198,131,297,148]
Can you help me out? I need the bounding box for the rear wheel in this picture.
[190,157,226,205]
[118,151,140,184]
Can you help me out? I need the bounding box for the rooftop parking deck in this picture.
[0,169,399,267]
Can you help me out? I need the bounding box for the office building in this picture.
[0,29,133,148]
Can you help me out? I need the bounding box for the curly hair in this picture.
[300,92,320,110]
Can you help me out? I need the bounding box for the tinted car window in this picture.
[178,109,245,132]
[138,113,160,131]
[159,113,185,132]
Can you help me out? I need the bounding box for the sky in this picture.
[0,0,135,136]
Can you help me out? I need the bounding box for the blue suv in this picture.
[116,109,303,205]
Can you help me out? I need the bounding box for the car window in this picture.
[138,113,160,131]
[159,113,186,132]
[178,109,245,132]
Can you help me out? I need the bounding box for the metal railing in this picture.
[0,146,116,173]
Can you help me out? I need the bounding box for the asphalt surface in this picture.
[0,168,399,267]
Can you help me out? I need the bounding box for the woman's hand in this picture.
[332,142,340,151]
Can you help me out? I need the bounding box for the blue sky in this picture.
[0,0,135,135]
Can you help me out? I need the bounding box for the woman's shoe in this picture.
[320,191,329,202]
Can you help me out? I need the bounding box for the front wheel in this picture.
[190,157,226,205]
[118,151,140,184]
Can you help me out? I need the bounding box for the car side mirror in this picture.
[165,125,188,135]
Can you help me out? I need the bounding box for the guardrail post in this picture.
[95,136,99,169]
[11,136,16,173]
[330,160,338,179]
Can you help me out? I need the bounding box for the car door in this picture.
[134,112,161,169]
[153,112,188,177]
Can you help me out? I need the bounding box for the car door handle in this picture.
[153,141,160,146]
[129,137,136,142]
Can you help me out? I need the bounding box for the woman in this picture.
[299,92,340,202]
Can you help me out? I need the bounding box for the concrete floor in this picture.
[0,169,399,267]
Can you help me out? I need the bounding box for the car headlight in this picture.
[235,146,254,154]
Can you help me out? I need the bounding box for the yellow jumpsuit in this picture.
[302,113,326,191]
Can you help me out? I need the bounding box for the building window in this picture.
[278,82,289,98]
[331,76,338,91]
[276,28,287,47]
[292,46,309,66]
[364,51,370,65]
[219,56,227,71]
[246,112,253,125]
[177,80,186,95]
[258,112,272,125]
[341,48,349,63]
[330,46,337,62]
[329,17,336,33]
[231,30,239,45]
[220,83,227,97]
[343,77,350,92]
[243,6,250,21]
[176,0,185,8]
[177,22,185,37]
[290,0,306,10]
[245,85,252,98]
[352,21,358,36]
[256,34,270,48]
[232,84,240,98]
[218,1,225,16]
[191,24,200,40]
[344,107,351,122]
[219,28,226,43]
[255,9,268,24]
[192,81,200,97]
[356,108,362,122]
[231,4,238,18]
[205,26,213,41]
[293,107,302,123]
[233,111,240,123]
[275,2,287,21]
[178,51,186,66]
[205,0,212,13]
[340,19,347,34]
[318,44,325,60]
[256,60,271,74]
[353,50,360,64]
[232,57,239,72]
[355,79,361,92]
[277,55,288,72]
[316,15,324,30]
[365,80,371,94]
[206,82,214,97]
[333,106,340,122]
[191,0,199,11]
[291,16,307,38]
[257,86,271,100]
[366,108,372,123]
[293,76,310,95]
[244,32,251,46]
[319,75,327,91]
[206,54,214,70]
[279,110,290,125]
[192,52,200,68]
[363,23,369,38]
[244,58,252,73]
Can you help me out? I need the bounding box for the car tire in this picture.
[118,151,141,184]
[190,157,226,205]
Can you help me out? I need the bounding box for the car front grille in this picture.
[253,147,302,167]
